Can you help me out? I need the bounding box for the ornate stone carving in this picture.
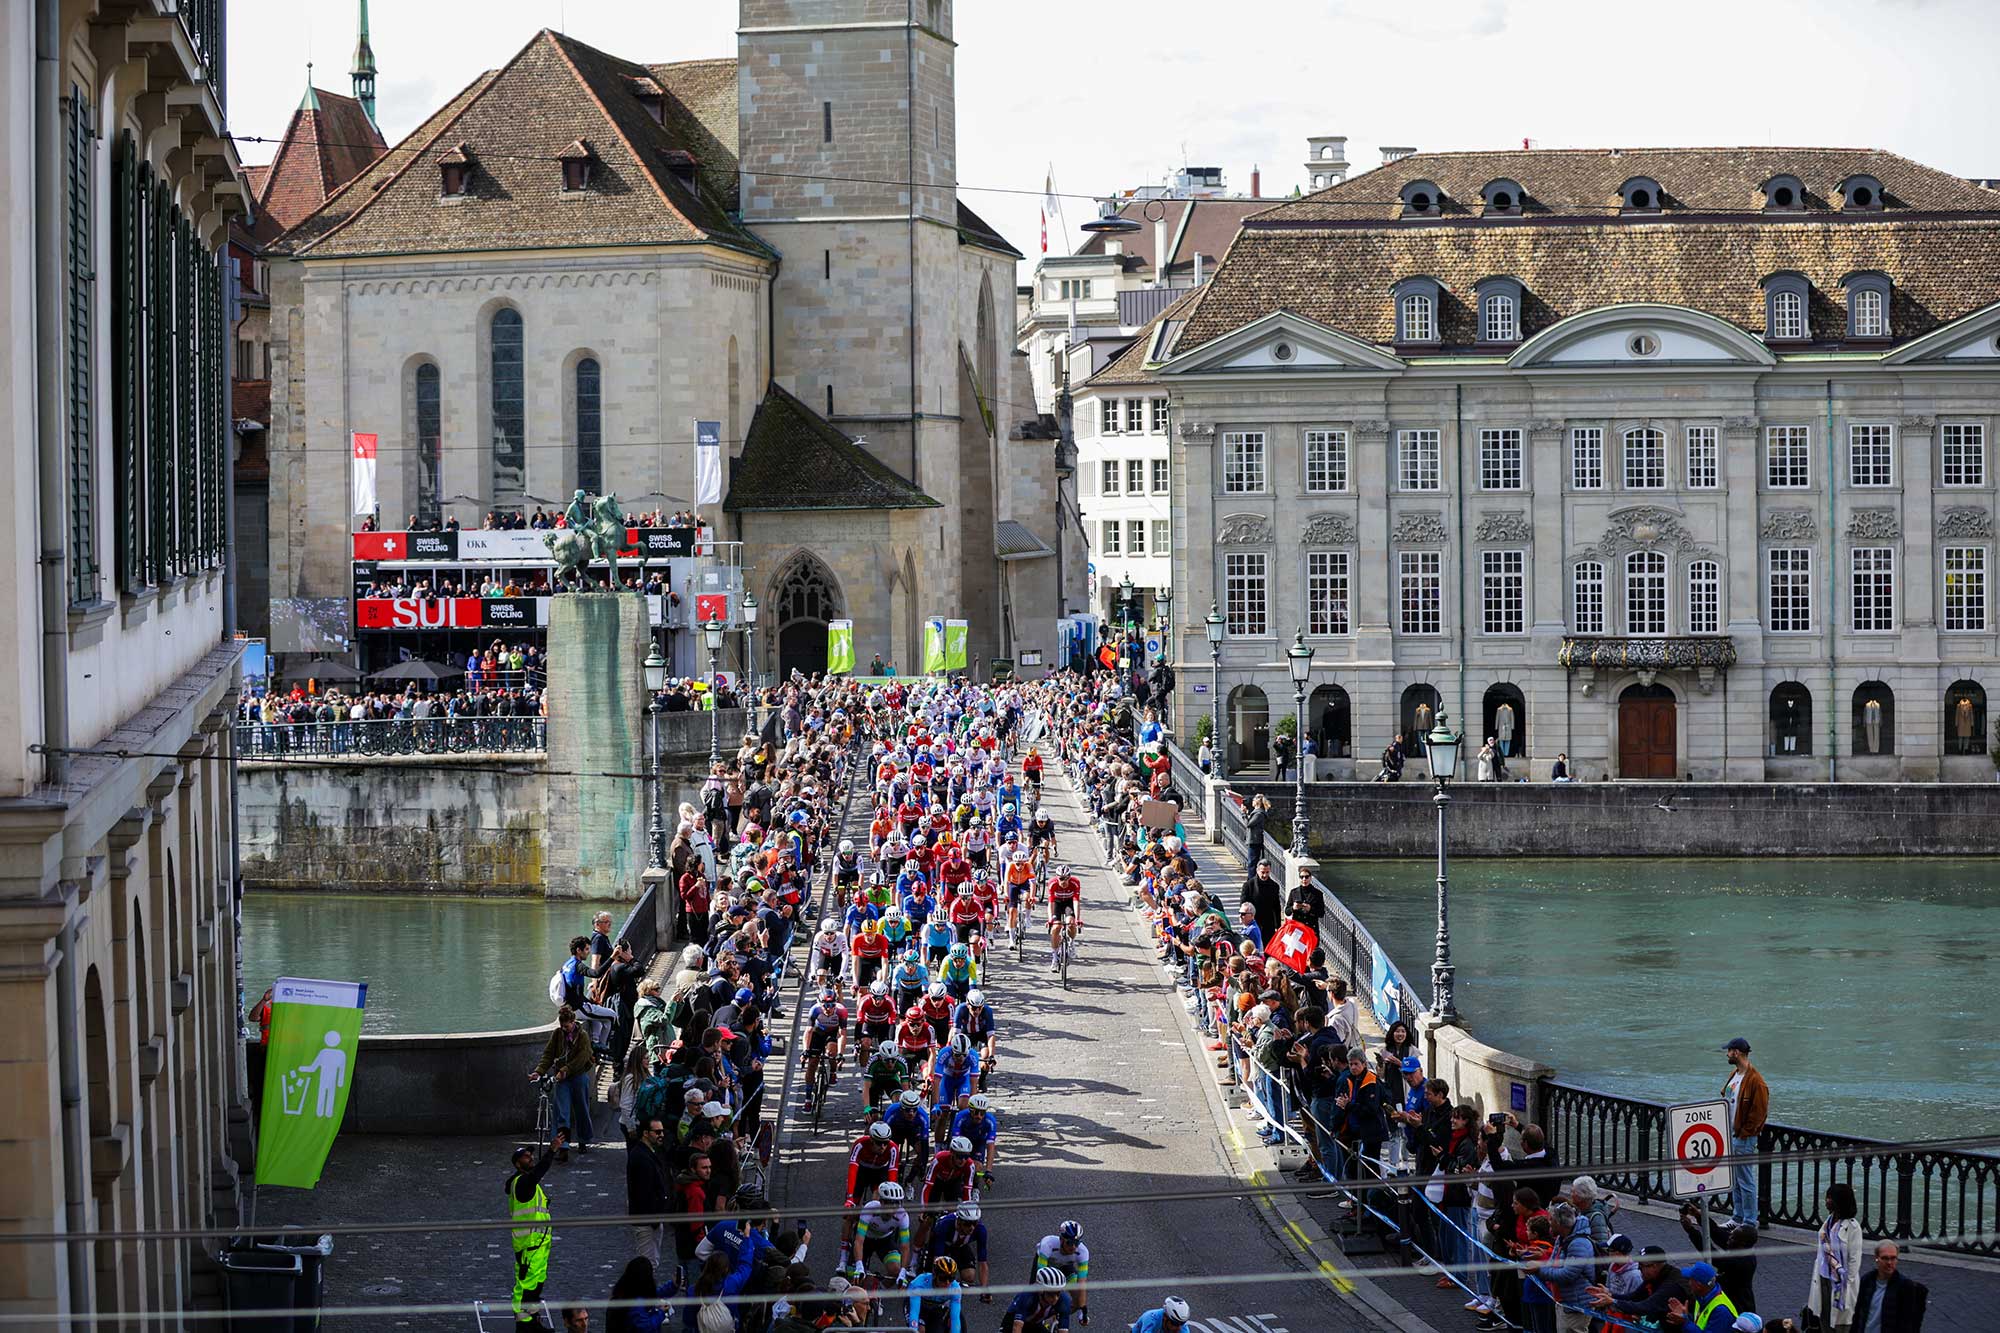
[1937,506,1995,540]
[1528,417,1565,434]
[1177,421,1215,440]
[1725,416,1760,431]
[1558,635,1739,672]
[1760,509,1817,542]
[1475,510,1533,543]
[1353,418,1389,435]
[1391,511,1449,544]
[1902,415,1936,430]
[1575,505,1718,562]
[1216,513,1274,545]
[1846,508,1902,541]
[1301,513,1356,545]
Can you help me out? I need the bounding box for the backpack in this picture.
[547,969,567,1006]
[702,783,726,817]
[636,1071,680,1126]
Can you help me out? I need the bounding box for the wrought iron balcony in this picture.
[1557,634,1738,692]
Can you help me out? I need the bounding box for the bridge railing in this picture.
[234,716,546,758]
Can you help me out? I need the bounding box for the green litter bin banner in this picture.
[256,977,366,1189]
[944,619,969,671]
[827,619,855,675]
[923,618,947,674]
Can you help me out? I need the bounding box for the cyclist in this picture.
[930,1033,981,1130]
[1026,805,1058,871]
[854,981,897,1069]
[851,918,891,989]
[946,885,984,945]
[880,904,911,953]
[950,1091,1000,1182]
[904,1255,963,1333]
[889,949,931,1012]
[803,987,848,1094]
[1034,1221,1091,1326]
[938,942,978,1000]
[915,1135,980,1249]
[1129,1298,1192,1333]
[952,988,998,1090]
[1045,863,1084,971]
[921,909,956,968]
[1003,850,1035,940]
[1021,746,1045,799]
[843,1121,902,1225]
[884,1088,933,1179]
[864,1042,912,1112]
[1001,1268,1073,1333]
[810,919,845,981]
[963,818,990,872]
[847,1179,912,1277]
[895,1000,937,1067]
[937,842,973,899]
[925,1203,990,1305]
[919,982,957,1050]
[833,838,862,899]
[842,895,881,954]
[995,801,1023,846]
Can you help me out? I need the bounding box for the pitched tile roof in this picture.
[1087,287,1204,386]
[276,30,767,260]
[246,88,387,244]
[724,384,941,513]
[1176,148,2000,352]
[1075,196,1266,280]
[645,58,739,211]
[995,519,1054,559]
[957,201,1022,258]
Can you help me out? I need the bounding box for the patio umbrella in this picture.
[301,659,365,681]
[369,658,466,683]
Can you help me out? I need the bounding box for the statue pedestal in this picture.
[543,593,650,899]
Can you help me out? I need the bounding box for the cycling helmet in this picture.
[1058,1220,1083,1242]
[1057,864,1072,877]
[1161,1297,1191,1323]
[911,834,926,847]
[1010,849,1029,862]
[899,1089,924,1107]
[903,948,922,964]
[1002,803,1015,814]
[904,1004,924,1020]
[1034,1268,1068,1289]
[820,919,837,933]
[862,920,880,935]
[877,1181,905,1202]
[870,981,888,996]
[949,943,969,958]
[930,803,945,813]
[819,988,837,1003]
[948,1135,973,1154]
[867,1121,891,1140]
[928,982,947,998]
[956,1204,982,1223]
[965,988,985,1007]
[969,1093,991,1111]
[839,839,855,854]
[949,1032,971,1054]
[885,905,904,919]
[932,1256,957,1280]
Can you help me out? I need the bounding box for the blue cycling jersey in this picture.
[1003,1291,1071,1331]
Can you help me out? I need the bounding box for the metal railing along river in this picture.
[234,716,547,757]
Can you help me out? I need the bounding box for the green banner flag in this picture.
[922,618,947,674]
[256,977,366,1189]
[944,618,969,671]
[827,619,855,675]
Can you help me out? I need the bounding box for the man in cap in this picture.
[1668,1260,1739,1332]
[506,1132,567,1329]
[1720,1036,1770,1225]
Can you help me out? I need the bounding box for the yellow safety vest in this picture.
[508,1175,551,1253]
[1692,1288,1738,1330]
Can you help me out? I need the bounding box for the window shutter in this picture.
[65,87,97,605]
[112,135,143,591]
[150,184,172,583]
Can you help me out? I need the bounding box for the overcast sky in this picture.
[229,0,2000,266]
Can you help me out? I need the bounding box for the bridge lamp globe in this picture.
[742,592,759,627]
[702,619,727,654]
[1426,712,1463,783]
[643,647,668,692]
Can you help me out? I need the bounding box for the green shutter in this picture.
[149,183,171,584]
[112,135,142,591]
[65,87,96,606]
[176,213,195,575]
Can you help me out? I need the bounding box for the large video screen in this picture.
[270,598,354,654]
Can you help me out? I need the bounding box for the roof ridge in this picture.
[545,30,703,234]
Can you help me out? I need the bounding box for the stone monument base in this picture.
[543,593,649,899]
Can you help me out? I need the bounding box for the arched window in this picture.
[1572,561,1605,634]
[1483,683,1527,759]
[1687,559,1720,634]
[1309,683,1351,759]
[1770,682,1813,755]
[1852,681,1895,755]
[1400,294,1435,343]
[490,308,525,509]
[1482,293,1518,343]
[1401,683,1441,754]
[1625,551,1667,635]
[1945,680,1987,755]
[1623,427,1666,489]
[772,553,844,680]
[414,362,441,524]
[574,357,602,494]
[1228,684,1271,772]
[1851,288,1885,339]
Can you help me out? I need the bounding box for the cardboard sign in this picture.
[1138,798,1179,831]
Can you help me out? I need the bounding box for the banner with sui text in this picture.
[255,977,367,1189]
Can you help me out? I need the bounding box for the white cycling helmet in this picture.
[929,982,947,998]
[969,1093,991,1111]
[877,1181,905,1202]
[867,1121,891,1140]
[870,981,888,996]
[839,839,855,854]
[1162,1297,1191,1323]
[820,919,838,933]
[965,988,985,1007]
[899,1089,924,1108]
[911,834,926,847]
[956,1203,982,1223]
[948,1032,971,1054]
[1034,1268,1068,1289]
[948,1135,973,1154]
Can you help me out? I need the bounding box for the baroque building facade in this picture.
[1126,147,2000,780]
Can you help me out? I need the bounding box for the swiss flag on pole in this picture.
[1266,919,1320,975]
[351,433,378,516]
[695,593,728,624]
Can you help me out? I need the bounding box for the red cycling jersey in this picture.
[923,1151,975,1203]
[846,1136,901,1198]
[1021,753,1044,775]
[852,933,891,962]
[920,993,955,1026]
[896,1015,934,1055]
[949,894,984,925]
[857,993,897,1025]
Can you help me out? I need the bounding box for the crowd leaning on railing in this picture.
[358,570,679,600]
[236,683,547,756]
[392,506,704,533]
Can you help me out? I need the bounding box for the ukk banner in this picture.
[827,619,855,675]
[255,977,367,1189]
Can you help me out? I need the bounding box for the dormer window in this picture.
[559,139,596,192]
[1761,174,1807,212]
[1392,276,1442,345]
[1474,276,1524,344]
[1843,271,1893,340]
[663,149,700,193]
[1619,176,1663,213]
[1480,179,1524,216]
[438,143,474,197]
[1838,174,1885,211]
[1399,179,1444,218]
[1762,271,1811,342]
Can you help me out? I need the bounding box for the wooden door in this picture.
[1618,688,1677,778]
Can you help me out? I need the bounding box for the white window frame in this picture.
[1852,288,1886,339]
[1481,549,1526,635]
[1058,278,1092,301]
[1224,551,1269,636]
[1944,545,1988,632]
[1101,399,1120,435]
[1125,398,1146,434]
[1222,431,1267,494]
[1571,428,1604,490]
[1941,423,1987,488]
[1398,429,1441,492]
[1401,294,1436,343]
[1624,550,1668,635]
[1100,459,1120,495]
[1150,399,1170,434]
[1685,427,1720,490]
[1766,425,1812,489]
[1623,427,1666,490]
[1306,550,1352,636]
[1100,520,1120,555]
[1479,428,1524,491]
[1572,561,1606,634]
[1767,547,1815,633]
[1850,546,1896,633]
[1771,289,1805,341]
[1151,518,1170,553]
[1482,293,1518,343]
[1305,429,1350,493]
[1126,458,1146,494]
[1687,560,1720,634]
[1150,458,1170,495]
[1398,550,1443,635]
[1848,424,1895,488]
[1126,519,1147,556]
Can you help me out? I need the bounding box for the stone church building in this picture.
[265,2,1073,677]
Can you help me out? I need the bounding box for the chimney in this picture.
[1380,146,1418,165]
[1193,252,1205,286]
[1251,165,1261,198]
[1302,136,1349,192]
[1153,215,1170,289]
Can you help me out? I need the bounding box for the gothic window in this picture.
[414,363,442,523]
[490,308,524,509]
[775,554,841,626]
[575,358,602,494]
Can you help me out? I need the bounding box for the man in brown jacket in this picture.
[1722,1036,1769,1225]
[531,1006,597,1160]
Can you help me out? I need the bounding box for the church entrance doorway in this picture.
[1618,684,1677,779]
[771,554,842,681]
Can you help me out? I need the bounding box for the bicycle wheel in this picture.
[1059,938,1071,991]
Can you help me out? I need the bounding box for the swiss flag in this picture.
[1265,919,1320,975]
[353,531,405,560]
[695,593,728,625]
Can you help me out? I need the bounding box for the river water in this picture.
[1324,858,2000,1142]
[241,892,631,1035]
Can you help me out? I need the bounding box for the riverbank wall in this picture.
[1231,779,2000,856]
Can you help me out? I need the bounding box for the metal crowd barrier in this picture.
[234,716,547,758]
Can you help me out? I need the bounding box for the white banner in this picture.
[351,433,377,516]
[695,419,723,507]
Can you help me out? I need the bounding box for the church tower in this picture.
[350,0,378,125]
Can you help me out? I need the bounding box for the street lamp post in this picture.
[1425,710,1464,1024]
[702,617,727,767]
[643,646,668,870]
[1205,602,1226,779]
[1156,583,1173,728]
[1286,629,1314,858]
[741,592,760,731]
[1120,573,1136,641]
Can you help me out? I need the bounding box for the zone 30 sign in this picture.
[1668,1099,1730,1199]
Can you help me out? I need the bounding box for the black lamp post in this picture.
[1286,629,1314,857]
[741,592,760,730]
[702,617,726,767]
[1425,711,1464,1023]
[643,646,667,869]
[1205,602,1225,778]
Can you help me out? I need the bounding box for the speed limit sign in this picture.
[1669,1099,1730,1198]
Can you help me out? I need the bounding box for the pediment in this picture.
[1883,300,2000,364]
[1509,303,1775,369]
[1157,310,1405,377]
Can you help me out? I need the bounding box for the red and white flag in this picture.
[351,432,378,517]
[695,593,728,625]
[1265,919,1320,975]
[1042,169,1056,255]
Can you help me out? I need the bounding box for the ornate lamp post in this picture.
[1425,711,1465,1023]
[702,617,727,767]
[741,591,760,730]
[1205,603,1226,778]
[1120,572,1136,640]
[1286,629,1314,857]
[643,646,668,870]
[1155,582,1173,727]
